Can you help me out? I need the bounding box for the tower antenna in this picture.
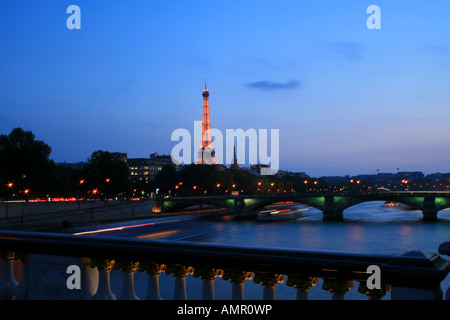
[205,79,207,90]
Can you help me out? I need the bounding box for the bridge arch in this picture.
[337,200,422,221]
[333,194,445,221]
[338,199,421,213]
[238,197,326,217]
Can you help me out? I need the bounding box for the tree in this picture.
[154,164,179,195]
[83,150,130,198]
[229,169,258,194]
[0,128,57,198]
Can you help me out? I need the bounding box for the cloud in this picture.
[246,80,301,91]
[333,42,363,61]
[426,45,450,55]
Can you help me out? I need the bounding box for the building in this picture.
[276,170,308,179]
[111,152,128,163]
[128,153,175,184]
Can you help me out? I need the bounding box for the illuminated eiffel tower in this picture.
[196,80,217,165]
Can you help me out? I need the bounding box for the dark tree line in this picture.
[154,163,302,197]
[0,128,131,200]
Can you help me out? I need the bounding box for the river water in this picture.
[72,201,450,300]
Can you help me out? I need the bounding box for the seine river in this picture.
[74,201,450,300]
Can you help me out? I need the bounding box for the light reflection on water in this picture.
[187,201,450,257]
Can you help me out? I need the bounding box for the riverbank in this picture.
[0,200,153,231]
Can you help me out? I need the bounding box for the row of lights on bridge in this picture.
[169,181,297,194]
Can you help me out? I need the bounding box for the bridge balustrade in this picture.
[0,230,449,300]
[153,192,450,221]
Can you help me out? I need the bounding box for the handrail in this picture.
[0,230,449,300]
[0,230,450,300]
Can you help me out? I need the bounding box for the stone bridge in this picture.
[152,192,450,221]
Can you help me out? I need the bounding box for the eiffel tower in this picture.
[196,80,217,164]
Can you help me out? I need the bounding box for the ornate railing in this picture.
[0,230,449,300]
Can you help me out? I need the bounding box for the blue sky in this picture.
[1,1,450,177]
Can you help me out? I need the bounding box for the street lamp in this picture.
[6,182,14,199]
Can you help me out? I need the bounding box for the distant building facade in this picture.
[128,153,175,184]
[320,171,425,186]
[111,152,128,163]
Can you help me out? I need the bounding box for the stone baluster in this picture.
[253,272,285,300]
[165,264,194,300]
[357,281,391,300]
[139,262,166,300]
[322,278,354,300]
[222,270,253,300]
[286,275,318,300]
[0,251,18,300]
[193,268,223,300]
[12,253,29,300]
[80,257,98,300]
[90,259,116,300]
[114,261,140,300]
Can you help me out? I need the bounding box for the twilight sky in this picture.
[1,1,450,177]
